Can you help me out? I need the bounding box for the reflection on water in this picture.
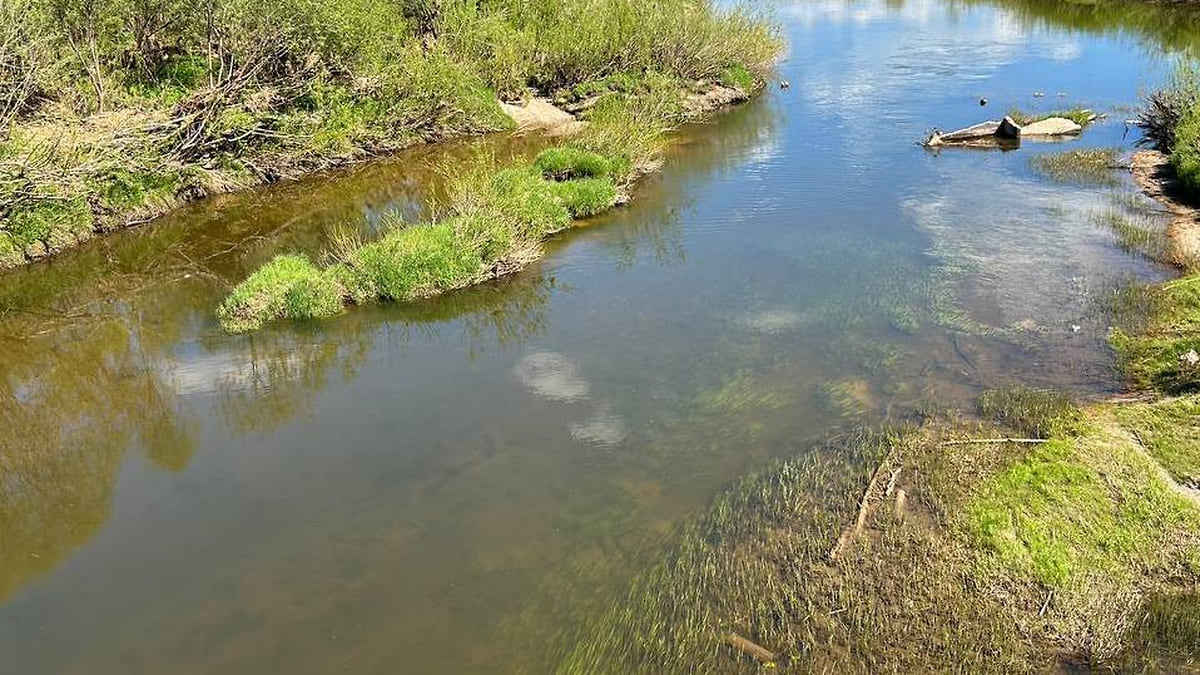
[0,0,1195,673]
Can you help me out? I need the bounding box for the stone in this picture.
[1020,117,1083,137]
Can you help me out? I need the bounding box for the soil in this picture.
[1131,149,1200,269]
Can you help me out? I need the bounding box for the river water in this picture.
[1,0,1195,672]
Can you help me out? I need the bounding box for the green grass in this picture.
[219,140,625,332]
[978,386,1083,438]
[533,147,614,181]
[1116,395,1200,486]
[1009,107,1097,127]
[548,177,618,218]
[1112,276,1200,394]
[216,254,345,333]
[0,0,782,269]
[966,433,1196,588]
[347,222,484,301]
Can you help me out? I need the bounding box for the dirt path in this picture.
[1131,150,1200,269]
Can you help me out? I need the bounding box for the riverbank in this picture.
[0,0,779,270]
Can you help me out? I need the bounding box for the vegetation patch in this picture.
[1010,107,1098,128]
[977,385,1083,438]
[218,138,633,332]
[1116,395,1200,487]
[1030,147,1122,186]
[553,412,1200,672]
[1111,276,1200,394]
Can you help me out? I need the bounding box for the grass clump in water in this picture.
[1009,107,1097,127]
[1030,148,1121,186]
[533,147,614,181]
[217,254,344,333]
[346,222,485,301]
[1098,209,1171,261]
[219,140,625,332]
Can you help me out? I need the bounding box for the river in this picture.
[0,0,1194,672]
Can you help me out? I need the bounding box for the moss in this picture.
[217,254,345,333]
[1112,277,1200,394]
[1115,395,1200,486]
[3,199,92,249]
[966,422,1199,589]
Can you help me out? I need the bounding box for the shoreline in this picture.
[1131,149,1200,269]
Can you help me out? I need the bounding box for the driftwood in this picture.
[724,633,777,664]
[938,438,1049,446]
[830,454,893,561]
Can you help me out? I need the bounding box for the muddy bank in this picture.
[1131,149,1200,269]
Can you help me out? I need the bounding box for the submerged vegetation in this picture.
[0,0,780,268]
[555,404,1200,672]
[1030,147,1121,186]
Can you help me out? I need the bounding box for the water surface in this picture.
[1,0,1194,672]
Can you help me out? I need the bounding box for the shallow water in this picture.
[1,0,1195,672]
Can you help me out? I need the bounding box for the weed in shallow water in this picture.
[1030,148,1121,186]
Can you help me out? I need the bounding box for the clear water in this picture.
[1,0,1195,672]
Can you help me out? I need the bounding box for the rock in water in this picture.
[1020,117,1082,137]
[997,116,1022,139]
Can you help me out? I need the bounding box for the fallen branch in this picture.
[723,633,776,664]
[938,438,1049,446]
[830,453,892,561]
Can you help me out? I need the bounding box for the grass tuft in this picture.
[978,386,1083,438]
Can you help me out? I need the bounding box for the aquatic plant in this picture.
[554,406,1200,672]
[1008,107,1098,128]
[218,142,629,331]
[1030,148,1122,186]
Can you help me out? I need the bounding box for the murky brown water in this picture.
[1,0,1195,672]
